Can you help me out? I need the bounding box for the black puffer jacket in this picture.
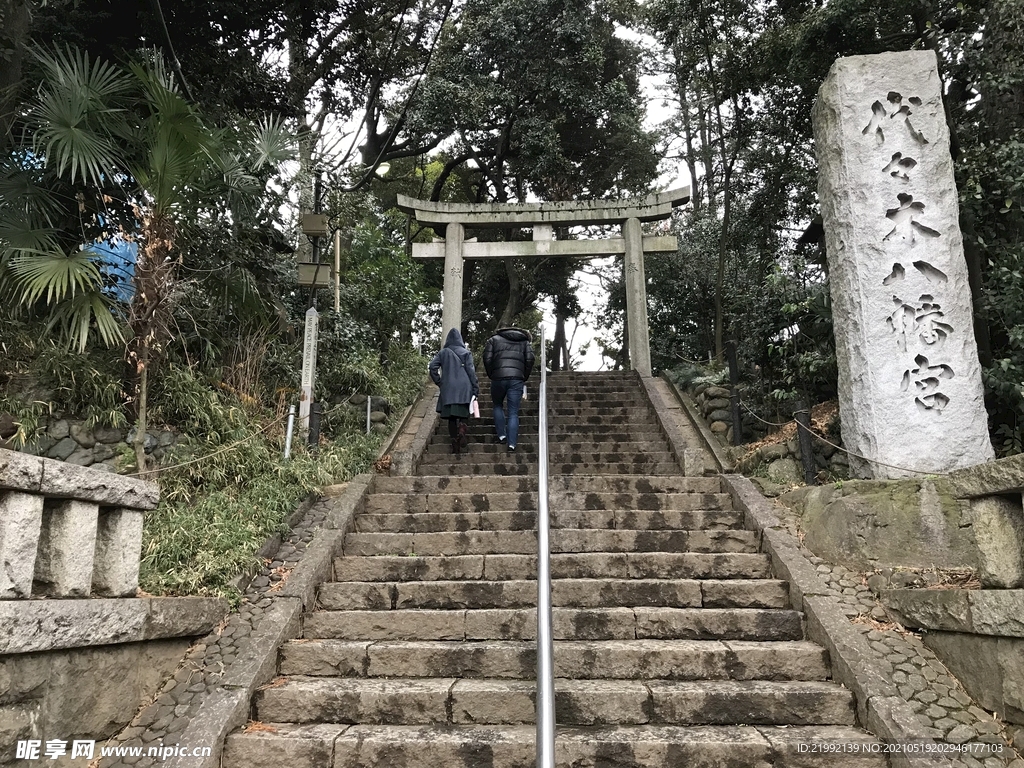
[483,328,535,380]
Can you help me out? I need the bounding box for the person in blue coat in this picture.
[429,328,480,455]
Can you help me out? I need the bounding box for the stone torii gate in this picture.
[397,189,690,376]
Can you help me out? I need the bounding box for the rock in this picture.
[93,425,125,444]
[812,50,993,479]
[69,423,96,448]
[48,437,79,461]
[766,457,802,484]
[371,423,389,434]
[369,411,387,424]
[761,444,789,461]
[49,419,70,440]
[970,496,1024,588]
[890,571,921,588]
[693,383,709,396]
[704,386,731,399]
[708,409,732,422]
[27,436,56,456]
[157,430,175,447]
[370,396,390,414]
[126,429,157,454]
[787,437,800,458]
[798,479,985,573]
[65,447,95,466]
[709,421,728,434]
[752,478,787,498]
[348,393,368,406]
[945,724,976,744]
[866,574,888,594]
[705,397,731,411]
[91,444,116,463]
[0,413,15,440]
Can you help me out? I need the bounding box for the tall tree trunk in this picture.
[0,0,31,155]
[676,66,701,212]
[133,346,150,472]
[128,213,178,472]
[498,257,521,327]
[551,314,566,372]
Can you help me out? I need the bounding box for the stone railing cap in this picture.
[0,448,159,509]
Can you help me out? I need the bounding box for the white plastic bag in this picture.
[470,396,480,418]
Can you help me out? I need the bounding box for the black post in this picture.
[308,402,322,450]
[794,404,817,485]
[725,340,743,446]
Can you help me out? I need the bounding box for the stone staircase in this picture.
[223,371,886,766]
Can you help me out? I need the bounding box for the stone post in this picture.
[0,490,44,598]
[35,499,99,597]
[622,217,652,376]
[92,508,144,597]
[813,50,994,478]
[442,222,465,336]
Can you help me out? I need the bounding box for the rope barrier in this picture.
[128,413,288,478]
[736,400,946,477]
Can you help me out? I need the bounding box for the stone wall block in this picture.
[969,495,1024,588]
[35,498,99,597]
[812,50,993,478]
[0,491,45,598]
[92,508,143,597]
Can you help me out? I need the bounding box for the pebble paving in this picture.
[773,500,1024,768]
[95,498,333,768]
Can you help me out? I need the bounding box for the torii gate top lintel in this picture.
[396,187,690,228]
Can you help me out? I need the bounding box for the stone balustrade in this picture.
[0,448,158,599]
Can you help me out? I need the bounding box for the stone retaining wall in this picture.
[0,417,181,472]
[688,382,850,482]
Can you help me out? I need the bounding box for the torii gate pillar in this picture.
[623,217,652,376]
[442,222,464,335]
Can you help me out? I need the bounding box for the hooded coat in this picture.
[483,328,535,380]
[429,329,480,413]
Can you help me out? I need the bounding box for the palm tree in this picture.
[0,47,293,469]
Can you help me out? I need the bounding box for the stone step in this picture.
[302,607,805,642]
[370,475,724,495]
[224,723,886,768]
[415,454,679,473]
[342,528,759,556]
[457,424,665,436]
[352,508,745,533]
[424,440,666,454]
[279,639,829,681]
[363,491,734,515]
[449,418,655,430]
[318,577,788,611]
[415,461,683,476]
[254,677,854,727]
[418,452,679,467]
[334,551,766,581]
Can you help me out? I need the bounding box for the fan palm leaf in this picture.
[31,48,132,187]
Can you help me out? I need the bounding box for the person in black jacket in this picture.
[482,327,535,452]
[429,328,480,455]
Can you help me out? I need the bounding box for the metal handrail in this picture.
[536,325,555,767]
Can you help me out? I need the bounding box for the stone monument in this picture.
[813,50,994,478]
